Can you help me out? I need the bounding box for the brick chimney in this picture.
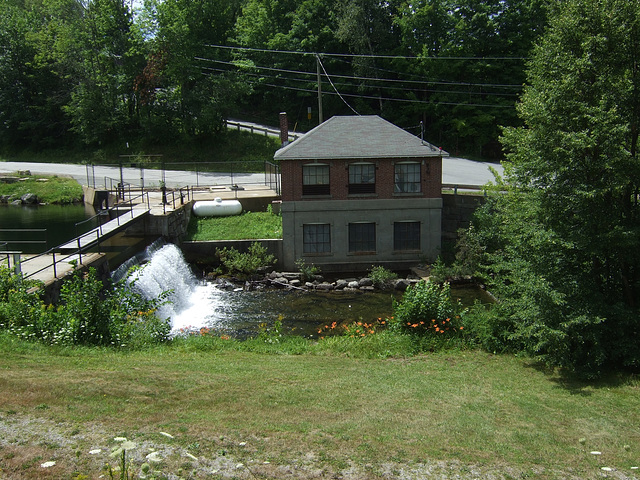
[279,112,289,146]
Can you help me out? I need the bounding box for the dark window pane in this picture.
[349,223,376,252]
[303,224,331,253]
[394,222,420,251]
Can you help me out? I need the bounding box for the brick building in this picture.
[275,115,446,272]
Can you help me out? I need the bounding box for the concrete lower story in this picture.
[281,198,442,273]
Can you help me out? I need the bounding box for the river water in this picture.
[128,243,493,338]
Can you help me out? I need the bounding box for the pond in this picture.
[0,203,98,253]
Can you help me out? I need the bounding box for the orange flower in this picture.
[435,327,440,332]
[459,327,464,330]
[439,329,444,334]
[317,329,322,334]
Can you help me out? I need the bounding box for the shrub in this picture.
[0,265,170,348]
[390,280,464,337]
[295,258,321,282]
[216,242,275,278]
[368,265,397,289]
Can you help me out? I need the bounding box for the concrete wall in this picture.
[181,239,284,271]
[441,192,485,241]
[125,202,193,244]
[281,197,441,272]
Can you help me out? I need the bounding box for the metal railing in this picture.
[4,227,100,281]
[2,182,154,281]
[160,185,192,214]
[225,119,303,142]
[0,229,48,250]
[84,159,282,193]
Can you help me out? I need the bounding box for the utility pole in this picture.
[316,54,323,125]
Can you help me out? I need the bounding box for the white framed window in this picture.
[348,163,375,194]
[394,162,421,193]
[302,163,330,195]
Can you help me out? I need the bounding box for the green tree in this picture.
[65,0,144,145]
[475,0,640,376]
[139,0,247,139]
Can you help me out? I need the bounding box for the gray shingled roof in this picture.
[274,115,448,160]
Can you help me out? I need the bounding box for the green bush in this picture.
[0,265,171,348]
[295,258,320,282]
[390,280,464,337]
[368,265,397,289]
[216,242,275,278]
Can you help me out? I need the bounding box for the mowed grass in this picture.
[0,173,83,204]
[186,211,282,240]
[0,335,638,479]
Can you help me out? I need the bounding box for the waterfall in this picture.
[117,243,217,333]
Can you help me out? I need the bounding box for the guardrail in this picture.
[225,119,303,142]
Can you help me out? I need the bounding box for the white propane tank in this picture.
[192,197,243,217]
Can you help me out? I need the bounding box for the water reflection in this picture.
[0,204,97,252]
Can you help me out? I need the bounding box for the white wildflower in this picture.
[590,451,602,455]
[159,431,174,439]
[185,453,198,461]
[146,451,162,463]
[89,449,102,455]
[40,461,56,468]
[113,437,127,442]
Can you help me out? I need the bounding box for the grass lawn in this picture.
[186,211,282,241]
[0,173,83,204]
[0,335,638,479]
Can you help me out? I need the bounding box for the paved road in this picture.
[0,157,503,189]
[0,162,266,189]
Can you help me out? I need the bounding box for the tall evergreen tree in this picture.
[474,0,640,376]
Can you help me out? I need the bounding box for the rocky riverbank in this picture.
[209,270,426,293]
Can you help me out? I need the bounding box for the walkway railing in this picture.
[2,185,154,281]
[0,229,48,250]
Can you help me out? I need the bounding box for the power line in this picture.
[316,54,359,115]
[199,64,519,98]
[194,56,524,89]
[204,43,528,61]
[240,80,516,109]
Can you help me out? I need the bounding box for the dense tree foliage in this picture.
[0,0,549,157]
[468,0,640,377]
